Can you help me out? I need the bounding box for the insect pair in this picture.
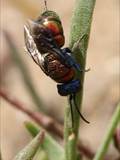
[24,0,90,127]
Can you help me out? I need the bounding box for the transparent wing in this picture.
[24,22,81,72]
[24,25,44,67]
[26,20,67,62]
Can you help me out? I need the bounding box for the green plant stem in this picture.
[64,0,96,160]
[93,103,120,160]
[4,31,46,112]
[0,151,2,160]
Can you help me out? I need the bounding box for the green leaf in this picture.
[33,148,48,160]
[93,103,120,160]
[4,30,46,111]
[24,121,64,160]
[14,132,44,160]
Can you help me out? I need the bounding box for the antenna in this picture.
[44,0,48,11]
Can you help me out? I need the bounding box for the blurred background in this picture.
[0,0,120,159]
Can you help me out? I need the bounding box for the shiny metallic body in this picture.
[24,10,89,124]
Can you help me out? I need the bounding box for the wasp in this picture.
[24,2,89,126]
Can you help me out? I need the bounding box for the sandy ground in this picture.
[0,0,120,159]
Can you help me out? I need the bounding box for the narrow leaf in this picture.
[4,30,46,112]
[33,148,48,160]
[24,121,64,160]
[93,103,120,160]
[14,131,44,160]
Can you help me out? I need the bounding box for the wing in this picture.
[24,21,81,72]
[24,25,46,73]
[26,20,66,61]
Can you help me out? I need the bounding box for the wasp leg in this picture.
[84,68,91,72]
[72,34,88,52]
[34,33,67,61]
[36,32,80,70]
[73,94,90,124]
[61,48,80,71]
[70,34,90,72]
[62,47,91,72]
[69,94,74,128]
